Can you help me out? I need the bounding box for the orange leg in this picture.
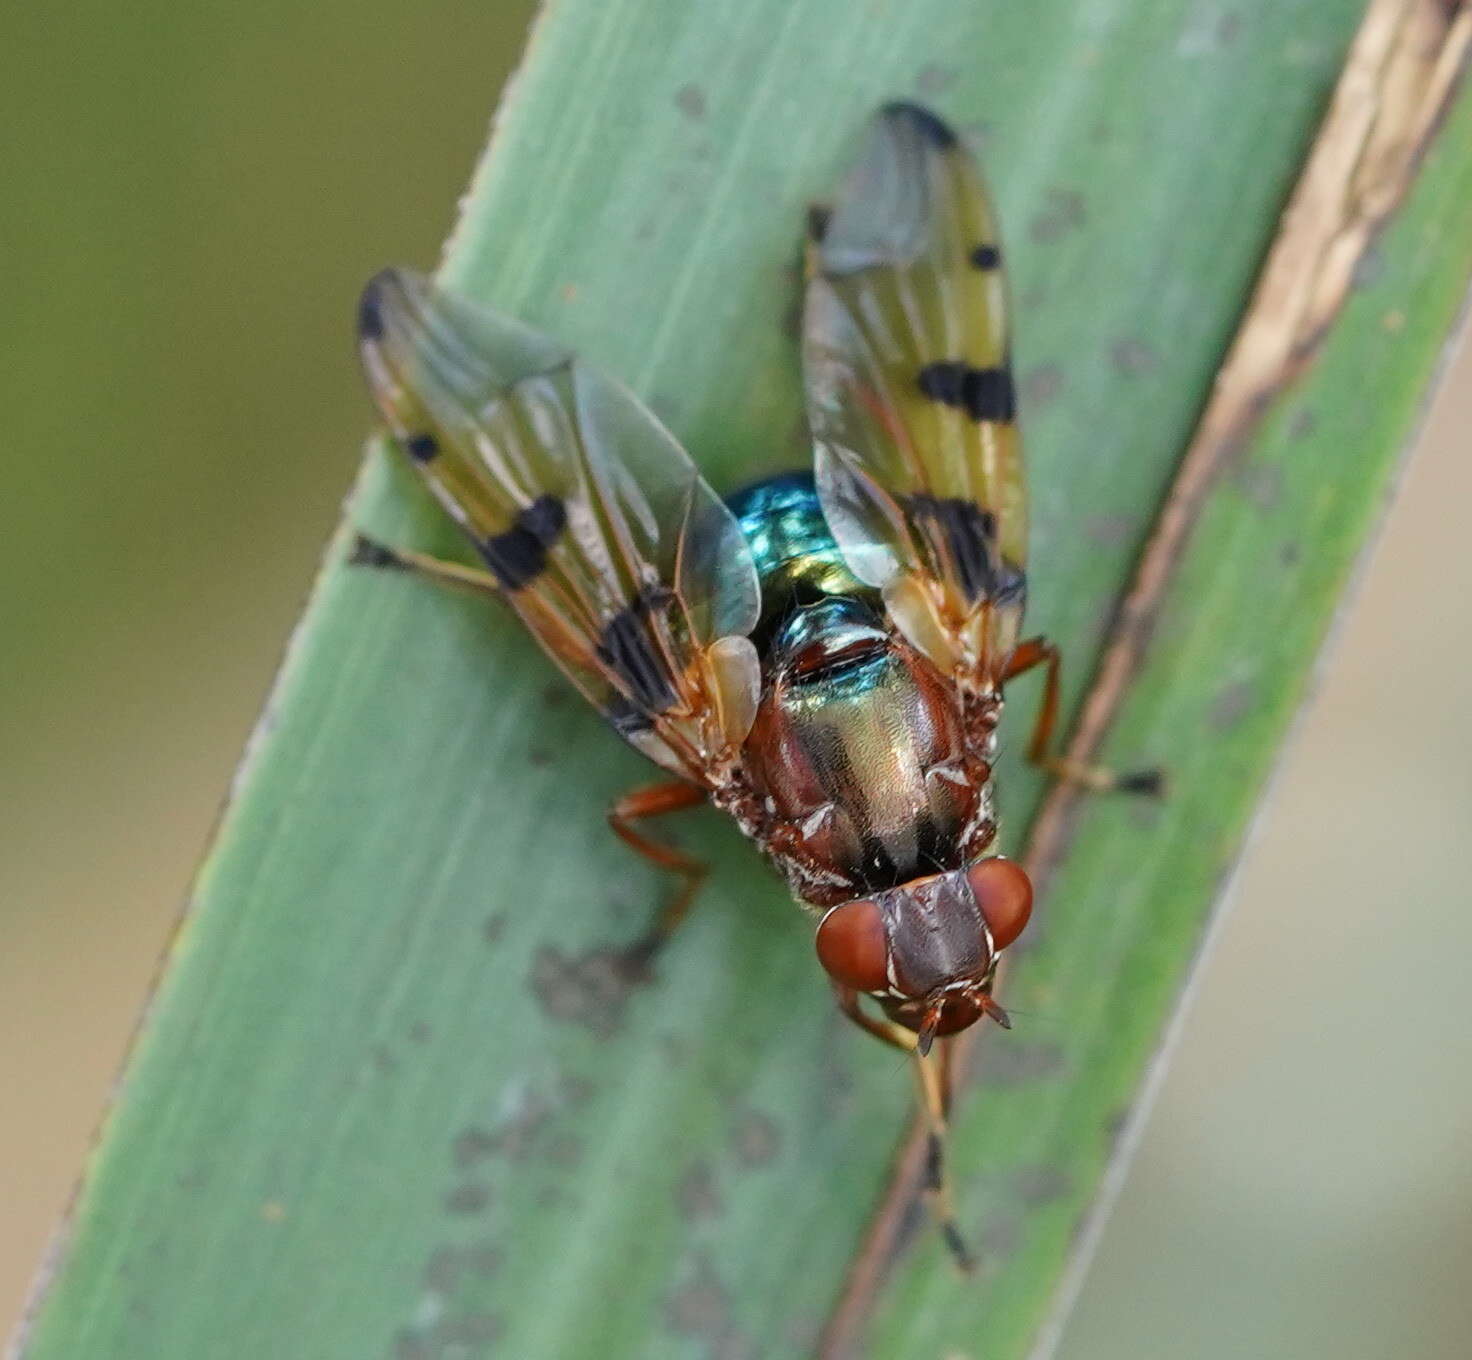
[831,984,973,1271]
[914,1043,974,1272]
[608,780,709,968]
[831,983,919,1054]
[349,533,502,597]
[1004,637,1163,795]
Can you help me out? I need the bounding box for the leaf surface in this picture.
[19,3,1472,1357]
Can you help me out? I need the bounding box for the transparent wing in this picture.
[804,102,1026,691]
[358,268,761,782]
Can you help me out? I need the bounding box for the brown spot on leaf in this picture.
[423,1241,502,1291]
[423,1246,461,1293]
[981,1039,1066,1087]
[915,63,956,95]
[1236,460,1282,510]
[396,1314,503,1357]
[976,1213,1021,1262]
[562,1075,595,1105]
[674,83,706,120]
[666,1254,751,1356]
[394,1332,429,1360]
[1083,512,1135,545]
[408,1021,432,1045]
[667,1260,727,1332]
[422,1248,460,1293]
[1021,364,1064,408]
[441,1314,502,1346]
[1209,679,1256,730]
[1287,408,1317,439]
[444,1184,491,1214]
[463,1242,502,1277]
[677,1161,724,1221]
[546,1132,583,1168]
[714,1336,756,1360]
[817,1010,858,1118]
[1178,9,1242,55]
[480,1089,554,1162]
[730,1109,781,1167]
[1014,1164,1072,1206]
[532,945,644,1037]
[453,1125,498,1169]
[1104,1105,1132,1156]
[1110,338,1157,376]
[674,83,706,119]
[483,913,507,945]
[1018,284,1049,312]
[1028,188,1084,244]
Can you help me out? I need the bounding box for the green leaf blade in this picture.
[19,3,1471,1358]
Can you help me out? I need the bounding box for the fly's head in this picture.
[813,858,1032,1052]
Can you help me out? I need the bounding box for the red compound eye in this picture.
[966,857,1033,951]
[814,898,889,992]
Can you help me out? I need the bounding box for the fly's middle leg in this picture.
[608,780,709,972]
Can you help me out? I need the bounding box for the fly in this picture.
[353,101,1159,1267]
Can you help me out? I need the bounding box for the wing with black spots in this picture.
[357,268,761,783]
[803,102,1027,692]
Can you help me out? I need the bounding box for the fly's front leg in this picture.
[914,1044,974,1272]
[804,202,833,276]
[831,985,974,1272]
[608,780,709,971]
[350,533,504,598]
[831,983,920,1054]
[1003,637,1163,795]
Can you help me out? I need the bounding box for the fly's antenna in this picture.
[915,999,944,1056]
[980,994,1012,1029]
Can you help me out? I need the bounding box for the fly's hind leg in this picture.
[608,780,709,972]
[831,985,975,1272]
[1003,637,1164,795]
[349,533,503,597]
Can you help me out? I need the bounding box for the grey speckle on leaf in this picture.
[674,83,706,120]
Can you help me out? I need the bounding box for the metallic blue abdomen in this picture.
[726,472,867,644]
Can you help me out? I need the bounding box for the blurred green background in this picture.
[3,3,1470,1356]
